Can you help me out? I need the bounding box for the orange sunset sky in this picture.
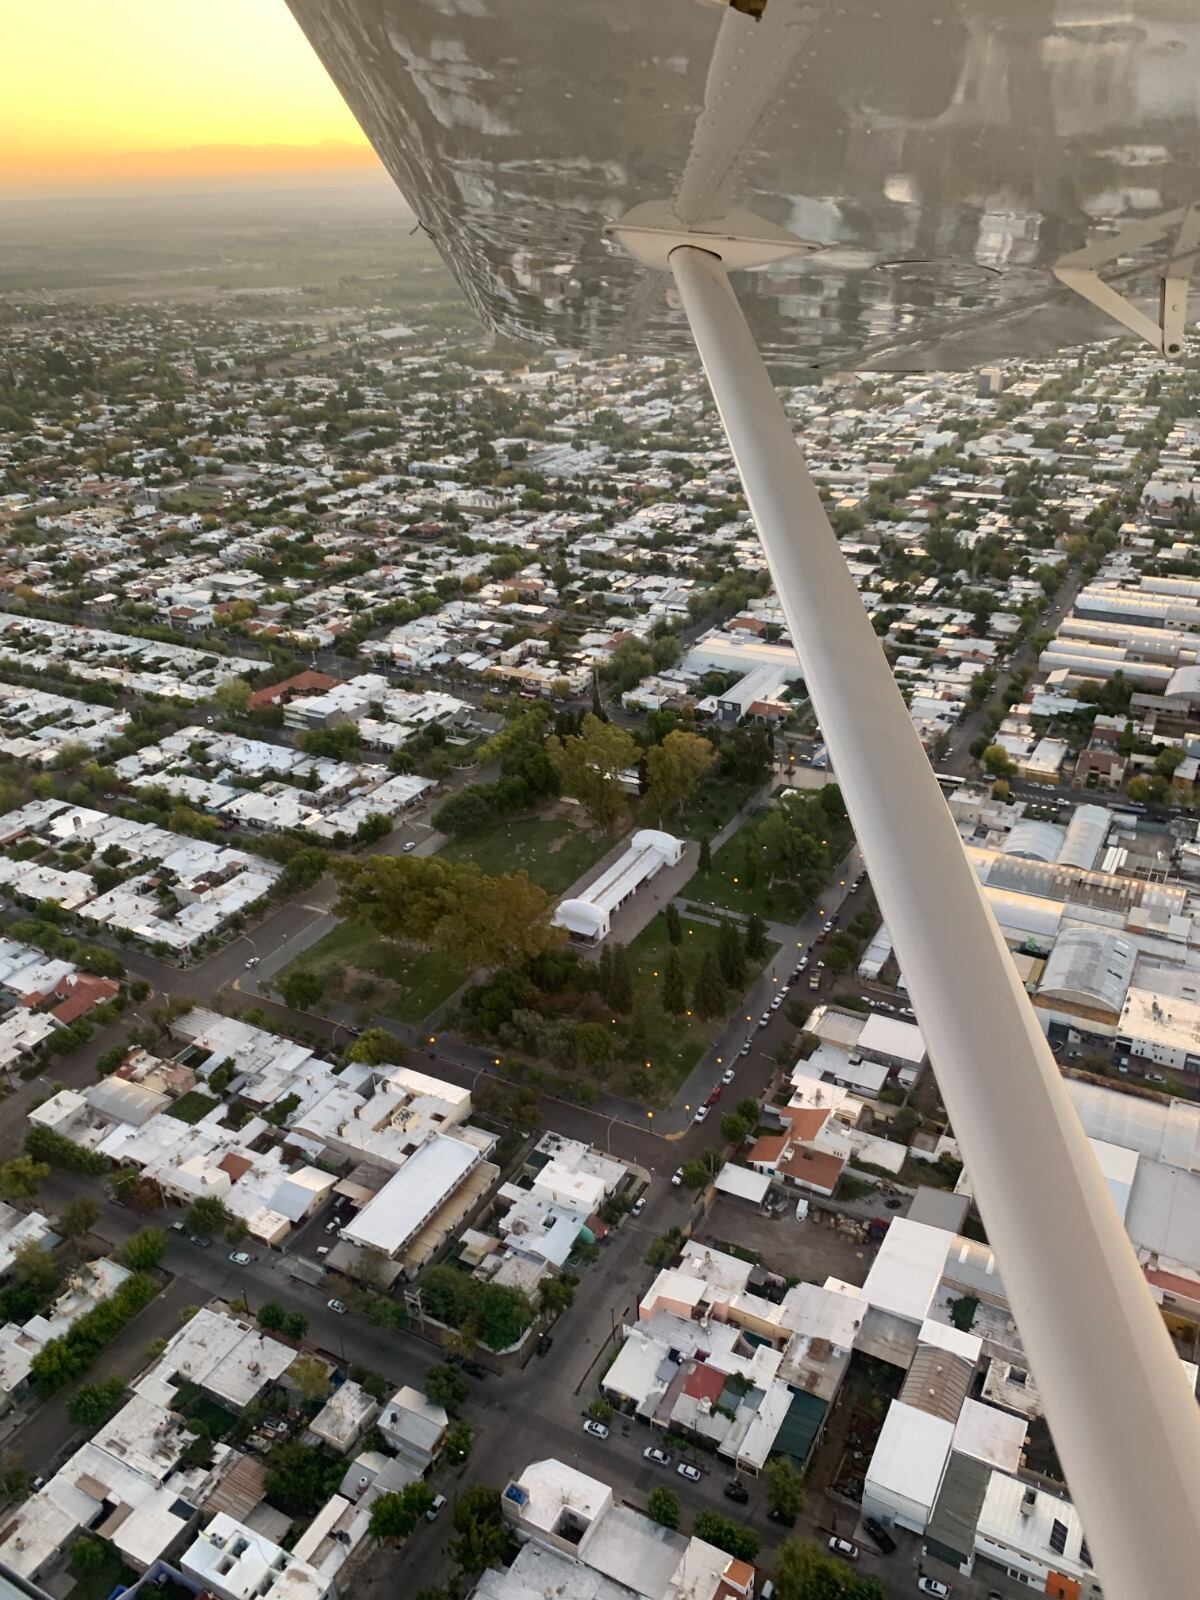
[1,0,382,198]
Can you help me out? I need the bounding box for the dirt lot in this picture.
[698,1196,879,1285]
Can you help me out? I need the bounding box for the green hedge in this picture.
[25,1125,110,1175]
[30,1272,160,1396]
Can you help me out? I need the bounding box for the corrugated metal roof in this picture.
[925,1450,991,1565]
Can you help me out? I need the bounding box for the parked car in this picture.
[189,1234,212,1249]
[739,1039,751,1055]
[324,1220,338,1233]
[671,1167,684,1186]
[705,1085,722,1105]
[767,1508,796,1527]
[583,1419,609,1440]
[757,1012,771,1028]
[677,1463,701,1482]
[643,1447,671,1466]
[721,1068,735,1085]
[724,1480,750,1504]
[917,1581,950,1597]
[462,1361,489,1380]
[228,1251,251,1266]
[632,1194,647,1216]
[693,1105,709,1123]
[769,995,783,1011]
[884,1198,904,1211]
[402,840,417,853]
[426,1494,447,1522]
[170,1221,186,1233]
[537,1334,554,1355]
[327,1298,347,1315]
[828,1538,859,1561]
[863,1517,896,1554]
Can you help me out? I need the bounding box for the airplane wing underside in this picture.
[286,0,1200,370]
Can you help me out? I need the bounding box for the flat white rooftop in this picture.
[861,1219,951,1324]
[343,1134,479,1254]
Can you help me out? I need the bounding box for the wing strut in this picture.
[668,241,1200,1600]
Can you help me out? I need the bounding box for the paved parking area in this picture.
[698,1197,878,1285]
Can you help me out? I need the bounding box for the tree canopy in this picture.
[546,714,638,828]
[773,1537,888,1599]
[333,852,563,969]
[369,1482,433,1542]
[645,730,717,821]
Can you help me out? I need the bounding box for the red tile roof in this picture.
[1146,1265,1200,1302]
[248,670,340,709]
[778,1145,845,1192]
[682,1361,726,1404]
[46,973,119,1025]
[780,1106,830,1141]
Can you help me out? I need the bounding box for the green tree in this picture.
[546,714,638,828]
[609,942,634,1012]
[68,1537,109,1577]
[346,1027,405,1066]
[287,1354,331,1403]
[662,948,687,1013]
[648,1486,681,1529]
[369,1482,434,1542]
[355,813,392,845]
[665,902,683,945]
[444,1420,474,1464]
[333,852,562,969]
[66,1378,127,1430]
[721,1111,753,1146]
[764,1456,807,1521]
[477,1282,535,1351]
[744,913,768,960]
[264,1442,344,1517]
[12,1239,61,1296]
[538,1276,575,1317]
[981,743,1016,778]
[281,847,329,890]
[57,1197,99,1240]
[187,1196,229,1236]
[121,1227,166,1271]
[0,1157,49,1203]
[279,970,323,1011]
[645,730,717,821]
[679,1150,720,1190]
[423,1363,469,1415]
[214,678,251,714]
[693,1510,759,1562]
[692,950,727,1017]
[451,1485,512,1576]
[716,919,745,987]
[773,1537,888,1600]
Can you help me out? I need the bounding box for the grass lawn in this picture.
[618,912,777,1103]
[167,1091,219,1125]
[682,808,854,922]
[440,813,613,895]
[277,920,466,1025]
[662,778,756,842]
